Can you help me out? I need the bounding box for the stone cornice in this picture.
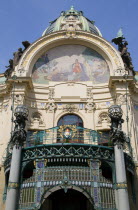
[109,76,134,87]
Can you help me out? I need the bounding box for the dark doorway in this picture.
[40,189,93,210]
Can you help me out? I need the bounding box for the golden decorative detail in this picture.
[45,159,48,167]
[58,125,77,139]
[8,182,19,189]
[116,183,127,188]
[87,159,90,167]
[92,170,97,176]
[63,104,78,112]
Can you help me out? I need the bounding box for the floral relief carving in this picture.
[63,104,78,113]
[49,89,55,99]
[57,103,85,111]
[87,88,93,99]
[14,94,24,105]
[17,68,25,76]
[85,102,95,112]
[116,94,126,105]
[98,112,110,125]
[46,102,57,112]
[115,67,126,76]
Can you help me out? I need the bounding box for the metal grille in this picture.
[19,164,116,210]
[99,173,116,209]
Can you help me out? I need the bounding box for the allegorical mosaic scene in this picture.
[32,45,110,84]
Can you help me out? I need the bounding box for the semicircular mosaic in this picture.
[32,45,110,84]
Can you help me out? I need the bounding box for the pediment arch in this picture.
[16,31,124,82]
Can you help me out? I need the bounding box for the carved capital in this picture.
[85,102,95,112]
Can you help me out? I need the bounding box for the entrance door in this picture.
[40,189,93,210]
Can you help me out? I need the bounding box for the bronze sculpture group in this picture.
[4,41,30,78]
[112,36,135,75]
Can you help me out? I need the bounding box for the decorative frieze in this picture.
[57,103,85,111]
[85,102,95,112]
[49,89,55,99]
[98,112,110,125]
[87,88,93,99]
[17,68,25,76]
[63,104,78,113]
[96,101,112,109]
[14,94,24,105]
[116,93,126,105]
[46,102,57,112]
[115,67,126,76]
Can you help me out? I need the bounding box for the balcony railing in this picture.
[26,126,111,147]
[2,126,132,171]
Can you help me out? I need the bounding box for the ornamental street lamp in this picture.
[6,105,28,210]
[108,105,130,210]
[108,104,122,119]
[108,105,123,128]
[14,105,28,120]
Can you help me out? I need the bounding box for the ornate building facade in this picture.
[0,6,138,210]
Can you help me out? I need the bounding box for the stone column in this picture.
[108,105,130,210]
[5,105,28,210]
[114,144,130,210]
[5,146,22,210]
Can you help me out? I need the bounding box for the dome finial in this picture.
[70,5,75,11]
[117,28,124,38]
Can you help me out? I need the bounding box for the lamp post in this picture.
[108,105,130,210]
[5,105,28,210]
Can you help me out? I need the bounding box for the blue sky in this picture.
[0,0,137,73]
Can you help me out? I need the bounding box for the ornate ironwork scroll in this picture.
[22,144,114,162]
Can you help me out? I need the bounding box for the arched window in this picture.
[57,114,84,143]
[57,114,83,127]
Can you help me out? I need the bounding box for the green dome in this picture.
[42,6,102,36]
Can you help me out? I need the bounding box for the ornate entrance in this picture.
[39,189,94,210]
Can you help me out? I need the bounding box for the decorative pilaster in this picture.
[89,159,101,209]
[6,146,22,210]
[5,105,28,210]
[108,105,130,210]
[34,160,45,207]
